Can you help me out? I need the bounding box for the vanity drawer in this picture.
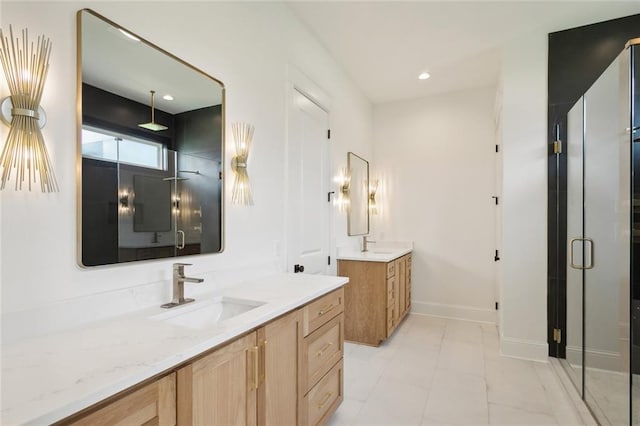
[303,313,344,393]
[386,277,396,306]
[387,306,394,335]
[67,373,176,425]
[386,261,395,279]
[303,359,343,426]
[303,288,344,336]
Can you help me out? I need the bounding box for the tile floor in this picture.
[328,314,588,425]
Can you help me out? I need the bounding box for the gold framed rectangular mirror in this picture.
[77,9,225,267]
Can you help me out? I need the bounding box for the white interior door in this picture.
[286,88,330,274]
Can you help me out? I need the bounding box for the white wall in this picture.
[0,2,372,340]
[372,86,498,323]
[500,33,549,360]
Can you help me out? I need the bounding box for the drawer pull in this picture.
[316,342,333,357]
[318,303,335,316]
[317,392,333,410]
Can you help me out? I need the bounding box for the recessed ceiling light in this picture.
[418,72,431,80]
[119,28,140,42]
[163,94,174,101]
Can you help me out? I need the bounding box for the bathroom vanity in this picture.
[1,275,346,425]
[337,246,412,346]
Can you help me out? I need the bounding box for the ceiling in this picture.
[82,10,223,115]
[287,1,640,105]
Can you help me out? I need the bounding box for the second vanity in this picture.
[337,243,413,346]
[1,274,347,425]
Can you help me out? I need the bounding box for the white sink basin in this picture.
[371,250,394,254]
[151,296,265,328]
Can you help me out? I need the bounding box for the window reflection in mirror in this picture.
[78,9,224,266]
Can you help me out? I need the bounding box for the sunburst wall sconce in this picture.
[334,167,350,212]
[230,122,254,206]
[369,179,379,215]
[0,26,57,192]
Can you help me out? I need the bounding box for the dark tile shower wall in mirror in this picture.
[82,85,222,266]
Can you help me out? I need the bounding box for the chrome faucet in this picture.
[361,235,376,252]
[161,263,204,308]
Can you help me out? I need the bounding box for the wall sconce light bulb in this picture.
[231,122,255,206]
[368,178,379,215]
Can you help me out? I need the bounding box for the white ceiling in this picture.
[82,10,223,115]
[287,1,640,105]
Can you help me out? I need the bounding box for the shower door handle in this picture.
[177,230,185,250]
[569,237,594,269]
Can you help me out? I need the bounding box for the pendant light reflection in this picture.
[0,26,58,192]
[231,122,254,206]
[138,90,168,132]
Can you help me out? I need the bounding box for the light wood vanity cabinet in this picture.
[177,309,301,426]
[260,309,301,425]
[176,289,345,426]
[62,288,344,426]
[300,288,345,425]
[339,253,412,346]
[177,331,259,425]
[65,373,176,426]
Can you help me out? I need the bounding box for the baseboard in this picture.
[500,336,549,362]
[411,301,497,324]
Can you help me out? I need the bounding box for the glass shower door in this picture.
[564,94,585,396]
[630,41,639,425]
[566,46,632,425]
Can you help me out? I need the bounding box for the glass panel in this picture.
[175,153,222,255]
[563,95,585,395]
[631,42,640,425]
[117,151,177,262]
[583,48,631,425]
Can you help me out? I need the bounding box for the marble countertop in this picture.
[1,273,348,425]
[337,243,413,263]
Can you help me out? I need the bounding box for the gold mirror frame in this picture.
[76,9,226,267]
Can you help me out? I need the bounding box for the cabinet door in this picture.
[406,255,412,311]
[258,310,300,426]
[339,260,387,345]
[68,373,176,426]
[397,257,406,317]
[177,332,258,426]
[393,271,400,325]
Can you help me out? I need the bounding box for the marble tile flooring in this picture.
[328,315,589,425]
[562,365,639,425]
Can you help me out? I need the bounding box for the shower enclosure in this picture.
[561,38,638,424]
[81,127,220,266]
